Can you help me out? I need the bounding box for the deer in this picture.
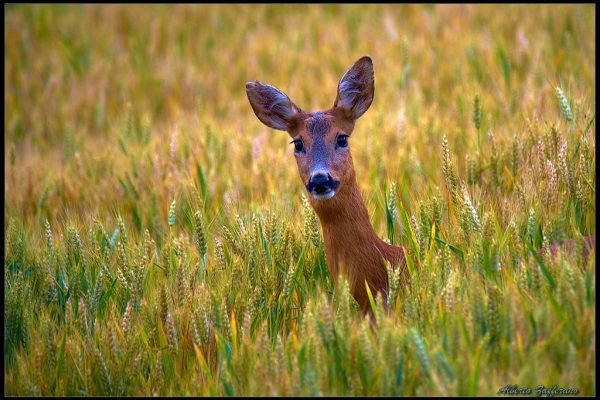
[246,56,407,315]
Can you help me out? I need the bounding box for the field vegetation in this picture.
[4,4,596,396]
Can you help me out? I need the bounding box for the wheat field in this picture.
[4,4,596,396]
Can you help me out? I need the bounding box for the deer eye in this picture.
[336,135,349,148]
[292,139,304,153]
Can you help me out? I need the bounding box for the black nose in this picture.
[311,173,330,186]
[307,172,335,194]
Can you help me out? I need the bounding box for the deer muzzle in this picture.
[306,171,340,200]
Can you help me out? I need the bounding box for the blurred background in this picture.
[5,4,595,229]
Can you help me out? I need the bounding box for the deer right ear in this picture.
[246,81,302,131]
[333,56,374,121]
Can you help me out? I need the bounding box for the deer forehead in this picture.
[300,112,352,141]
[308,112,331,138]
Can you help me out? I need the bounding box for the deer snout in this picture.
[306,171,340,199]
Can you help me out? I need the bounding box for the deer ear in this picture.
[246,81,302,131]
[333,56,374,121]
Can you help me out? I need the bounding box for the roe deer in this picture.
[246,56,407,314]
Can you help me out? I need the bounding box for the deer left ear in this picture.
[246,81,302,131]
[333,56,374,121]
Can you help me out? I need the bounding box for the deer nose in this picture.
[308,172,334,194]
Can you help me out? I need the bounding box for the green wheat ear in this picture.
[282,259,297,300]
[122,300,132,339]
[386,182,398,244]
[44,219,53,250]
[301,193,320,248]
[118,215,129,245]
[168,199,177,226]
[555,86,573,123]
[166,312,178,353]
[473,94,482,131]
[411,328,432,379]
[193,210,208,259]
[526,207,537,245]
[441,135,460,208]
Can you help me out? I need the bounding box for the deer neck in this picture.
[310,178,375,235]
[309,173,386,281]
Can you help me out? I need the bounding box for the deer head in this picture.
[246,56,374,203]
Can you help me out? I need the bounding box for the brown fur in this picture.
[310,169,407,313]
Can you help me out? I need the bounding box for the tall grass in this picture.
[4,4,596,396]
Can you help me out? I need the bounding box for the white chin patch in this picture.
[311,190,336,200]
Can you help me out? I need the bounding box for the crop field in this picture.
[4,4,596,396]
